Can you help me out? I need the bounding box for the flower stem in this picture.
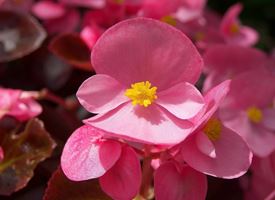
[140,155,154,199]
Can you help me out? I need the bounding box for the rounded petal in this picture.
[226,26,259,47]
[203,45,267,74]
[181,125,252,179]
[154,162,207,200]
[156,82,204,119]
[85,103,193,145]
[92,18,203,91]
[99,146,141,200]
[224,68,275,109]
[32,1,66,20]
[77,74,128,114]
[61,125,122,181]
[222,113,275,157]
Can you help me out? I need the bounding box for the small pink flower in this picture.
[31,1,80,34]
[203,45,268,92]
[0,88,42,121]
[179,80,252,178]
[154,161,207,200]
[219,68,275,157]
[77,18,204,144]
[61,125,142,200]
[220,3,259,47]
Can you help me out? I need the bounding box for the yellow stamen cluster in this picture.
[247,106,263,123]
[203,118,222,141]
[160,16,177,26]
[125,81,157,107]
[229,23,240,34]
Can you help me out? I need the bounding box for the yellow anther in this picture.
[160,16,177,26]
[247,106,263,123]
[229,23,240,34]
[203,118,222,141]
[125,81,157,107]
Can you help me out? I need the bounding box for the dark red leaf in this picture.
[49,33,92,71]
[0,118,56,195]
[43,167,111,200]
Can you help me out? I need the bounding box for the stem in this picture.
[140,155,154,199]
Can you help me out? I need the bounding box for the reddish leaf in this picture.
[43,167,111,200]
[49,33,92,71]
[0,118,56,195]
[0,10,46,62]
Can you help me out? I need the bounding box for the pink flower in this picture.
[77,18,204,144]
[203,45,268,92]
[219,68,275,157]
[0,88,42,122]
[61,125,142,200]
[154,161,207,200]
[220,3,259,47]
[178,80,252,178]
[31,1,80,34]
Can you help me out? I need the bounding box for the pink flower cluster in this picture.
[61,18,260,200]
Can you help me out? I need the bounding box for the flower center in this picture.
[246,106,262,123]
[125,81,157,107]
[229,23,240,34]
[203,118,222,141]
[161,16,177,26]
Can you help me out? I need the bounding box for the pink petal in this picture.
[154,162,207,200]
[92,18,203,91]
[0,146,4,162]
[222,113,275,157]
[8,98,42,121]
[32,1,66,20]
[85,102,193,145]
[44,9,80,34]
[61,125,122,181]
[192,80,231,129]
[224,68,275,109]
[203,45,267,74]
[59,0,106,9]
[181,125,252,178]
[196,131,216,158]
[156,82,204,119]
[77,74,128,114]
[262,108,275,131]
[80,25,103,49]
[99,145,141,200]
[220,3,242,36]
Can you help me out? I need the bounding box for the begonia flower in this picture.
[203,45,268,92]
[179,80,252,178]
[61,125,142,200]
[154,161,207,200]
[219,68,275,157]
[220,3,259,47]
[77,18,205,144]
[0,88,42,122]
[31,1,80,34]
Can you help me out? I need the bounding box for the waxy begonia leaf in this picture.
[0,118,56,195]
[0,10,46,62]
[49,33,92,71]
[43,167,111,200]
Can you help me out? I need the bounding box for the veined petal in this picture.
[61,125,122,181]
